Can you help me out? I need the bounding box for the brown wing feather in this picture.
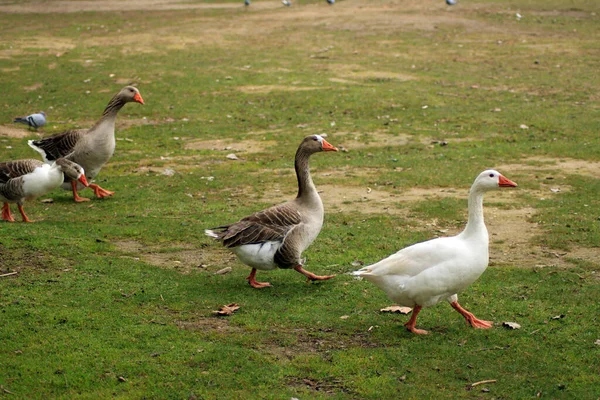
[0,159,43,184]
[30,129,85,160]
[210,204,302,249]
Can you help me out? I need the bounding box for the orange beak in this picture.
[78,175,89,187]
[498,174,518,187]
[133,92,144,105]
[322,139,338,152]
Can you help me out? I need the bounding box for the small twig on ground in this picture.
[470,379,497,387]
[473,345,510,352]
[0,272,18,278]
[1,385,15,394]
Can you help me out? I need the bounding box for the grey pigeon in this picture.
[446,0,457,4]
[244,0,250,5]
[327,0,335,4]
[14,111,46,130]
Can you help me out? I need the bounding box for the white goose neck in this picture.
[461,188,487,238]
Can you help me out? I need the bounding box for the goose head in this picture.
[55,159,89,187]
[119,86,144,105]
[301,135,338,154]
[471,169,517,193]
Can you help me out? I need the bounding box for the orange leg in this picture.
[450,301,493,329]
[2,203,15,222]
[294,265,335,282]
[17,204,32,223]
[246,268,271,289]
[71,181,91,202]
[88,183,114,199]
[404,305,429,335]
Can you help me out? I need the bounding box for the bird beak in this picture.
[321,139,338,152]
[133,92,145,105]
[498,175,518,187]
[78,175,90,187]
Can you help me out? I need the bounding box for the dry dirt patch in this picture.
[238,85,327,94]
[497,157,600,178]
[0,125,33,138]
[185,138,277,153]
[0,0,244,13]
[114,240,236,273]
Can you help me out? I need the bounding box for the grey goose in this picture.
[206,134,338,288]
[28,86,144,202]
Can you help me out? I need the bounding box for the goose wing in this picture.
[356,236,466,278]
[209,203,302,248]
[28,129,85,161]
[0,159,43,183]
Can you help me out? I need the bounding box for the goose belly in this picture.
[75,131,116,180]
[233,241,281,271]
[22,168,63,199]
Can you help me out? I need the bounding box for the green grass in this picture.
[1,0,599,398]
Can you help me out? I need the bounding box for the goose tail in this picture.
[204,229,219,239]
[28,140,49,162]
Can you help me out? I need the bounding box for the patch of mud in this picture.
[185,138,277,153]
[113,240,236,273]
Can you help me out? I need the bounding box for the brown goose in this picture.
[28,86,144,202]
[206,135,338,288]
[0,158,88,222]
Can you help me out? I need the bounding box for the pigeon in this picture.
[327,0,335,4]
[13,111,46,130]
[244,0,250,5]
[446,0,457,4]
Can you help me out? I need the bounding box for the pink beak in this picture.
[322,139,338,152]
[133,92,144,105]
[498,174,518,187]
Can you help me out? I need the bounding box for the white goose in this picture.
[28,86,144,202]
[0,158,88,222]
[206,135,338,288]
[353,169,518,334]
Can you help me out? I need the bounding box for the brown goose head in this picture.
[55,158,89,186]
[119,86,144,105]
[300,135,338,154]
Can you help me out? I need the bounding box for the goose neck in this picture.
[295,148,316,199]
[101,94,127,119]
[462,189,486,237]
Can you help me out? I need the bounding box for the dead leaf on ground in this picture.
[502,321,521,329]
[213,303,240,316]
[380,305,412,314]
[214,267,232,275]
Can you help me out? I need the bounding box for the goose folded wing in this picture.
[221,205,302,248]
[0,160,42,183]
[360,236,467,277]
[31,130,84,160]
